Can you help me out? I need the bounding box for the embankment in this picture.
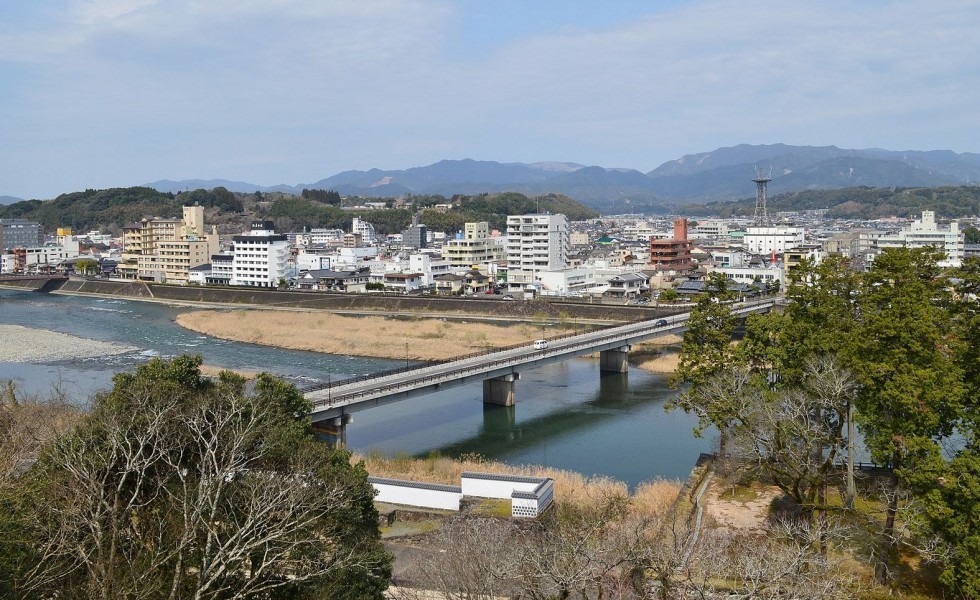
[38,278,684,323]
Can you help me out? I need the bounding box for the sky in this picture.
[2,0,979,199]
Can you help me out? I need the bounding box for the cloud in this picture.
[1,0,979,197]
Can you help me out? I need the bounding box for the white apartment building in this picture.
[875,211,964,267]
[622,221,658,242]
[1,253,15,273]
[352,217,377,246]
[442,222,504,267]
[505,214,569,291]
[691,221,732,239]
[744,225,806,256]
[231,221,289,287]
[309,228,344,246]
[534,267,596,296]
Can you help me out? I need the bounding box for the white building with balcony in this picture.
[505,214,569,291]
[231,221,289,288]
[875,211,964,267]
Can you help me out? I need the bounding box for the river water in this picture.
[0,288,713,486]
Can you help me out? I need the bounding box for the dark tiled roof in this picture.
[367,476,462,493]
[461,472,548,484]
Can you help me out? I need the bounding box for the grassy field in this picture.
[177,309,564,361]
[356,450,681,516]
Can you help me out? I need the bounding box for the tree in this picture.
[848,247,965,583]
[964,225,980,244]
[669,272,741,454]
[3,356,391,599]
[75,258,100,275]
[900,256,980,595]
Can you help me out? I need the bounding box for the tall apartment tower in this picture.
[505,213,569,291]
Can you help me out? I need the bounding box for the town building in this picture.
[0,218,44,250]
[649,218,693,273]
[400,215,428,249]
[442,222,504,267]
[118,206,218,281]
[875,210,964,267]
[231,221,289,287]
[352,217,377,246]
[505,213,569,291]
[744,224,806,256]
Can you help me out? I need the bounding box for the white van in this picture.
[533,339,548,350]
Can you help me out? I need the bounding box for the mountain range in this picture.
[133,144,980,214]
[0,195,22,206]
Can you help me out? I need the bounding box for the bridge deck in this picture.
[306,299,775,421]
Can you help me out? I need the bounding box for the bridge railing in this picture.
[306,299,775,410]
[300,321,616,393]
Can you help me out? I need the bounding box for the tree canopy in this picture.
[0,356,391,599]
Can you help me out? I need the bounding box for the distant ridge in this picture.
[141,146,980,212]
[0,195,23,205]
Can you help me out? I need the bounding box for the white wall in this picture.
[511,479,554,518]
[368,477,462,511]
[461,472,548,499]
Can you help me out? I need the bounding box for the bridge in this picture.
[306,299,776,442]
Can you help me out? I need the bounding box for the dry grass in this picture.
[355,451,681,516]
[177,310,549,361]
[629,336,682,374]
[198,364,259,379]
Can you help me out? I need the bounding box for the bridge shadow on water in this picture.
[420,371,670,460]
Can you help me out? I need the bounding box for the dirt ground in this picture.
[702,479,781,533]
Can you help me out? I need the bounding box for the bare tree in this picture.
[403,517,521,599]
[7,356,390,600]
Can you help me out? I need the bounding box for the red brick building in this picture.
[649,218,693,272]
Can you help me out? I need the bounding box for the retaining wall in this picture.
[39,278,683,322]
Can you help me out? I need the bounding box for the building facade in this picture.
[875,211,964,267]
[231,221,289,287]
[744,225,806,256]
[505,214,569,291]
[0,219,44,250]
[442,222,504,267]
[649,218,693,273]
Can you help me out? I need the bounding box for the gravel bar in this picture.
[0,325,139,363]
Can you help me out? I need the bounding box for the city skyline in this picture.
[2,0,979,199]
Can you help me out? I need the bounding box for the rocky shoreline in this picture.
[0,324,139,363]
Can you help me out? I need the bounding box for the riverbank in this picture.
[176,308,684,373]
[176,309,565,362]
[355,451,681,513]
[0,324,138,363]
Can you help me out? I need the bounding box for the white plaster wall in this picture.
[461,475,544,499]
[371,482,461,511]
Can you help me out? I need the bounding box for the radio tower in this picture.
[752,166,773,226]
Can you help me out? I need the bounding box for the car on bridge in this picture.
[533,339,548,350]
[655,319,668,327]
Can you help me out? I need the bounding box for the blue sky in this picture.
[2,0,979,199]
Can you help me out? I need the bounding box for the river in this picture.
[0,288,713,486]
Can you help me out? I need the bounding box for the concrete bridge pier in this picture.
[599,345,631,373]
[314,414,353,448]
[483,373,520,406]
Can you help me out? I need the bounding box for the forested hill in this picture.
[0,187,597,235]
[0,187,244,233]
[258,191,598,234]
[678,185,980,219]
